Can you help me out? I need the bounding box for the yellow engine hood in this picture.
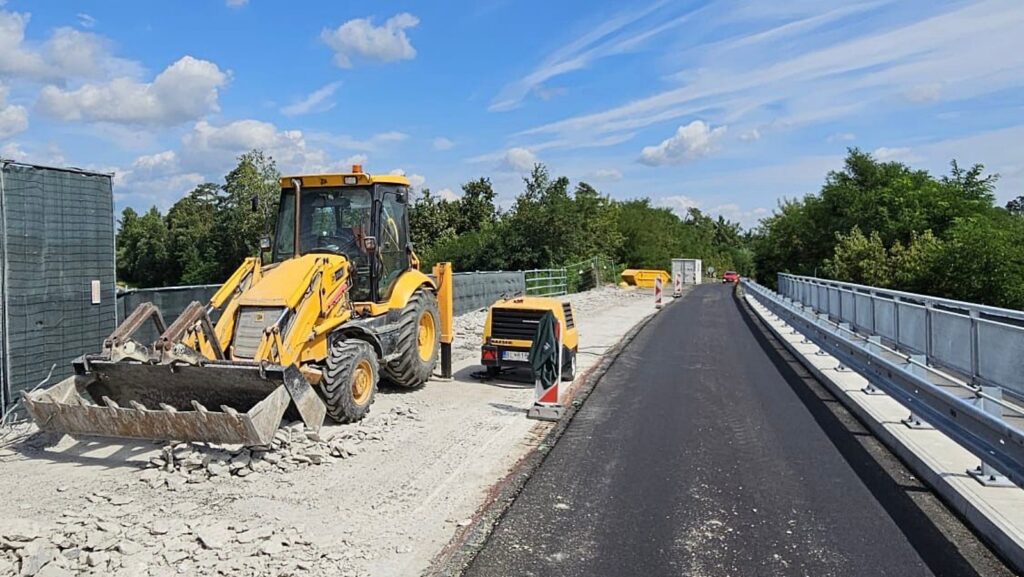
[238,254,347,308]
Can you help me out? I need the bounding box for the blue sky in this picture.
[1,0,1022,227]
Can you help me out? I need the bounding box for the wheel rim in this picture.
[417,311,437,362]
[352,359,373,405]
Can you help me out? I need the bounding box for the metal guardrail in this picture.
[524,268,568,297]
[746,278,1024,487]
[778,274,1024,400]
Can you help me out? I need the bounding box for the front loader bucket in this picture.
[22,360,326,446]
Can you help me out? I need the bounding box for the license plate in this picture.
[502,351,529,362]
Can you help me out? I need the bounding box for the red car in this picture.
[722,271,740,284]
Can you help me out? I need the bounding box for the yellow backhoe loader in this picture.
[23,165,454,446]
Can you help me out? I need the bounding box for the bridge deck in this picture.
[464,283,1011,577]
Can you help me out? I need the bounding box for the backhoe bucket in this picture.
[22,359,326,446]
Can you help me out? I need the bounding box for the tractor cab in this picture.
[274,165,412,302]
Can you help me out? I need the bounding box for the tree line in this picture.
[115,146,1024,311]
[752,149,1024,309]
[116,151,752,288]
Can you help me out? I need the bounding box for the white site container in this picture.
[671,258,702,295]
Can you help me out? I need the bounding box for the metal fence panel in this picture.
[0,163,115,410]
[452,271,525,315]
[855,293,873,332]
[929,309,972,375]
[778,273,1024,399]
[840,290,855,324]
[896,302,926,354]
[977,319,1024,395]
[524,268,567,297]
[117,285,220,345]
[873,298,897,341]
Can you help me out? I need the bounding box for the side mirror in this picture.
[250,195,260,213]
[363,236,378,253]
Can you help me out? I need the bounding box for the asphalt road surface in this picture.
[464,284,1012,577]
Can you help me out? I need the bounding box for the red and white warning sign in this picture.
[673,272,682,297]
[655,275,664,309]
[528,320,565,421]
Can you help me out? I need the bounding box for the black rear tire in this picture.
[322,339,378,423]
[382,289,440,388]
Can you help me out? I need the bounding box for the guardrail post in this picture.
[969,310,980,385]
[901,355,933,429]
[924,302,934,359]
[968,386,1013,487]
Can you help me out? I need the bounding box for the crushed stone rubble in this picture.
[141,406,421,488]
[0,498,363,577]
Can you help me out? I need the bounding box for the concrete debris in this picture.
[0,492,341,577]
[140,406,419,488]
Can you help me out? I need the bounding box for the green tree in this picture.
[823,227,890,286]
[213,150,281,279]
[117,207,173,287]
[167,183,221,284]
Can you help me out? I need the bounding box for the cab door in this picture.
[375,185,410,301]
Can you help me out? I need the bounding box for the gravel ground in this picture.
[0,286,657,577]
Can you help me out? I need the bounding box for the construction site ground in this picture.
[0,286,659,577]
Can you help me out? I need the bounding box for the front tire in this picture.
[383,289,440,388]
[322,340,378,423]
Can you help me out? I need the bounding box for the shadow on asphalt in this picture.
[735,290,1009,577]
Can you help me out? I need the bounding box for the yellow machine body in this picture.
[24,168,454,446]
[480,297,578,378]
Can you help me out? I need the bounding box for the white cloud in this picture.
[315,130,408,151]
[342,153,368,168]
[498,147,539,172]
[37,56,228,126]
[739,128,761,142]
[77,13,96,28]
[827,132,856,143]
[321,13,419,69]
[904,83,942,103]
[517,1,1024,149]
[0,9,139,81]
[656,195,700,217]
[639,121,726,166]
[226,0,248,6]
[873,146,915,161]
[0,83,28,138]
[281,81,341,116]
[591,168,623,181]
[0,9,50,79]
[0,142,27,159]
[373,131,407,143]
[437,188,459,201]
[432,136,454,151]
[132,150,178,173]
[489,2,701,111]
[181,119,333,174]
[709,203,771,226]
[388,168,426,189]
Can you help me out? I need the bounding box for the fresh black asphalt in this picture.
[463,284,1011,577]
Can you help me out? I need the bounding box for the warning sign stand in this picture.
[527,322,565,422]
[655,276,664,309]
[673,272,682,297]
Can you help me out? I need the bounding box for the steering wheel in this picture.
[309,232,359,256]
